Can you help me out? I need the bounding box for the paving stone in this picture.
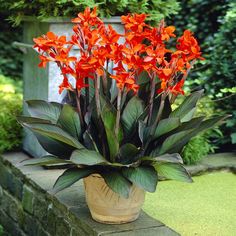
[55,181,86,208]
[22,185,35,214]
[200,153,236,169]
[101,226,180,236]
[69,207,164,236]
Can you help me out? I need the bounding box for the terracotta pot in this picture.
[83,174,146,224]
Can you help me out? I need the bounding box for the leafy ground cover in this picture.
[143,172,236,236]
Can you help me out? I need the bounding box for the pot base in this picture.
[90,211,140,224]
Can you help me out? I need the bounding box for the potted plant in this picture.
[18,7,228,224]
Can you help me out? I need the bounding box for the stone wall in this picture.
[0,152,179,236]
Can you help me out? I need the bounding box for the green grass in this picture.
[143,172,236,236]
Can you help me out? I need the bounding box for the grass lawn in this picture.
[143,172,236,236]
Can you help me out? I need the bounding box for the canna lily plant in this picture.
[18,7,227,222]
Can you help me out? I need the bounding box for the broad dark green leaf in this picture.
[101,171,132,198]
[57,104,81,140]
[23,123,83,149]
[22,155,71,166]
[141,153,183,164]
[181,107,196,122]
[174,117,204,132]
[159,115,229,154]
[118,143,140,164]
[122,166,158,192]
[100,98,122,161]
[153,162,193,183]
[33,133,75,158]
[170,90,203,119]
[83,131,98,151]
[121,96,144,134]
[71,149,106,165]
[53,167,94,193]
[154,118,180,138]
[159,129,194,155]
[26,100,62,123]
[17,116,52,124]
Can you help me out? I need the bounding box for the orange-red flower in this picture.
[34,7,203,97]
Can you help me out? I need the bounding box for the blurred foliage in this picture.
[0,0,180,26]
[0,9,23,79]
[170,0,236,149]
[0,75,22,153]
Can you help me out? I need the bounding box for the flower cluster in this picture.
[33,7,203,96]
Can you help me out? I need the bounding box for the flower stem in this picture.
[148,73,156,125]
[94,75,101,117]
[115,88,122,137]
[75,90,84,127]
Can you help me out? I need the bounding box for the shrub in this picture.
[0,9,22,79]
[0,0,180,25]
[0,75,22,153]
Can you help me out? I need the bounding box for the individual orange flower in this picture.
[58,76,73,94]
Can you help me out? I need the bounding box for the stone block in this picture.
[0,158,23,200]
[0,186,3,204]
[0,210,24,236]
[34,195,49,226]
[46,204,57,235]
[55,218,71,236]
[21,211,39,236]
[1,190,24,223]
[22,185,35,214]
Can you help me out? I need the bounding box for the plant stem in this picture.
[94,74,101,117]
[148,73,156,125]
[85,77,89,112]
[115,88,122,137]
[75,90,84,127]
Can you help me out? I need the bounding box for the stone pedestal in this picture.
[18,16,124,157]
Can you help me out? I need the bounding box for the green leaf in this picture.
[122,96,144,134]
[170,90,203,119]
[17,116,52,124]
[100,170,132,198]
[22,155,71,166]
[57,104,81,140]
[118,143,140,164]
[53,167,94,193]
[181,107,196,122]
[33,133,75,158]
[71,149,106,165]
[159,115,228,154]
[26,100,62,123]
[141,153,183,164]
[154,118,180,138]
[100,98,122,161]
[23,123,83,149]
[138,121,151,144]
[159,129,194,155]
[153,162,193,183]
[175,117,204,132]
[122,166,158,192]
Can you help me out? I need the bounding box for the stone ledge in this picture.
[0,152,179,236]
[185,152,236,176]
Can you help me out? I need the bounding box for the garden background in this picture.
[0,0,235,235]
